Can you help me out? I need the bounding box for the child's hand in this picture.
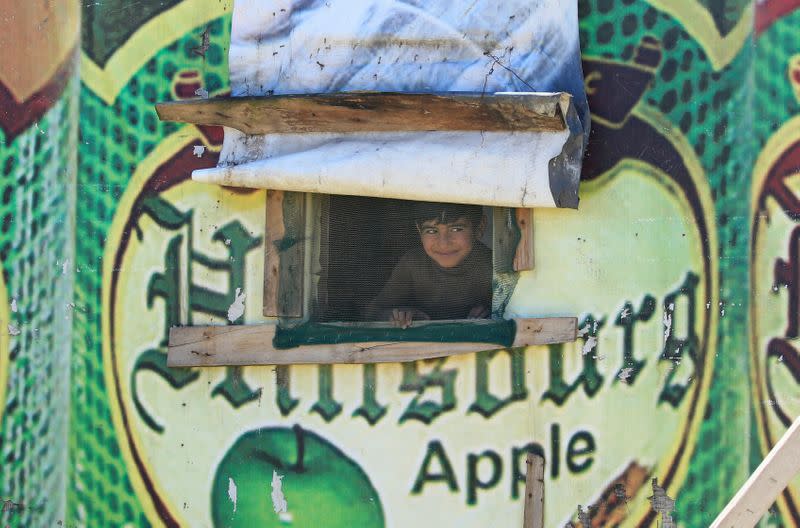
[467,305,490,319]
[391,308,430,329]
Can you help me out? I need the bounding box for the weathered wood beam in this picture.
[523,453,545,528]
[263,190,305,318]
[710,415,800,528]
[513,208,535,271]
[155,92,567,135]
[493,207,519,274]
[167,317,577,367]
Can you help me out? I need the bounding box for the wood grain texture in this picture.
[167,317,577,367]
[523,453,545,528]
[263,190,305,318]
[493,207,518,274]
[263,190,284,316]
[710,415,800,528]
[155,92,567,134]
[513,208,534,271]
[512,317,577,347]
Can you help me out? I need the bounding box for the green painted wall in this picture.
[2,0,800,526]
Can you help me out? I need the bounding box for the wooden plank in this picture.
[710,415,800,528]
[156,92,567,135]
[512,317,577,347]
[309,194,330,317]
[263,190,305,318]
[493,207,519,274]
[263,190,284,316]
[167,317,577,367]
[523,453,545,528]
[513,208,534,271]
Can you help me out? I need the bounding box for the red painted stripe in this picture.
[0,46,77,141]
[756,0,800,36]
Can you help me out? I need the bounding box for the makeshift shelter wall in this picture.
[70,1,753,525]
[70,0,759,526]
[2,0,800,527]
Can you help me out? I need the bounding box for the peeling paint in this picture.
[62,259,70,275]
[227,288,245,322]
[192,145,206,158]
[648,478,675,528]
[7,324,19,336]
[618,367,634,382]
[614,483,630,504]
[576,504,591,526]
[192,26,211,58]
[582,336,597,355]
[228,477,237,513]
[271,470,291,521]
[10,298,17,313]
[195,87,209,98]
[663,303,674,341]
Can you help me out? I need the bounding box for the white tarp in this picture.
[195,0,589,208]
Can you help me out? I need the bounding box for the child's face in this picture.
[418,216,479,268]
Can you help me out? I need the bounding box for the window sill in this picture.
[167,317,577,367]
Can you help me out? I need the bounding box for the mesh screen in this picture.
[317,196,493,324]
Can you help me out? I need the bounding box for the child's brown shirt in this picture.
[365,242,492,321]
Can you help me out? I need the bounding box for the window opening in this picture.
[315,196,494,325]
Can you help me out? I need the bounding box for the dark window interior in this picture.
[315,195,492,322]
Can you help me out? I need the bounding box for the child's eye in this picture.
[450,226,464,232]
[423,228,438,235]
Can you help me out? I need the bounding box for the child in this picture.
[365,201,492,327]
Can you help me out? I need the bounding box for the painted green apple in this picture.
[212,425,384,527]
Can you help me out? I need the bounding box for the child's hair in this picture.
[412,201,484,229]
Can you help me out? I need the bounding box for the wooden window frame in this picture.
[157,91,588,366]
[264,190,534,322]
[167,190,575,367]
